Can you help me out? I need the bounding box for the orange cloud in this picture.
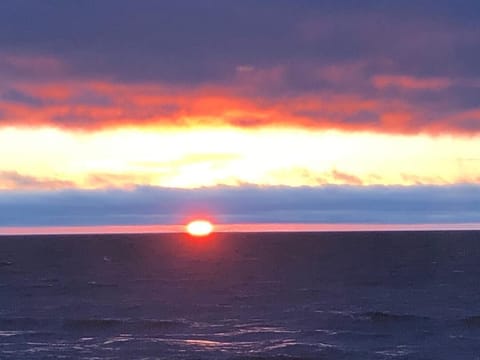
[331,170,363,185]
[1,80,381,131]
[0,53,65,75]
[86,173,154,189]
[0,171,74,190]
[0,74,477,135]
[372,75,452,90]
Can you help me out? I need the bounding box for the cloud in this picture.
[0,185,479,226]
[2,88,44,107]
[1,1,478,82]
[0,77,479,134]
[0,53,65,81]
[372,75,453,91]
[331,170,363,185]
[85,173,154,189]
[265,168,365,186]
[0,2,479,134]
[0,171,74,190]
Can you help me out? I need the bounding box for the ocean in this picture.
[1,231,480,359]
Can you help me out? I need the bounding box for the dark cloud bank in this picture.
[0,0,480,133]
[0,185,478,227]
[1,0,479,82]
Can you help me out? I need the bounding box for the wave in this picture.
[63,318,187,331]
[0,317,50,328]
[216,326,300,338]
[141,319,187,329]
[359,312,431,323]
[230,343,347,360]
[0,330,49,337]
[30,283,55,288]
[63,318,122,330]
[462,315,480,326]
[87,281,118,288]
[231,356,317,360]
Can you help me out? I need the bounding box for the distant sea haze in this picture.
[1,231,480,359]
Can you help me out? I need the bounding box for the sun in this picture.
[186,220,214,236]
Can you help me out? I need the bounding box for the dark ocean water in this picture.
[1,231,480,359]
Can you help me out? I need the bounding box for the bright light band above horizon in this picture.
[1,126,479,190]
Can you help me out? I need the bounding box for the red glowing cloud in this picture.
[0,75,478,135]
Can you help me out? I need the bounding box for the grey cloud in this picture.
[0,185,478,226]
[2,89,44,107]
[1,1,479,83]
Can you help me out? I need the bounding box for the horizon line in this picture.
[1,223,480,236]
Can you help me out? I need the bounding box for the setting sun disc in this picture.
[186,220,214,236]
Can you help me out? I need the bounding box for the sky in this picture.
[0,0,479,231]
